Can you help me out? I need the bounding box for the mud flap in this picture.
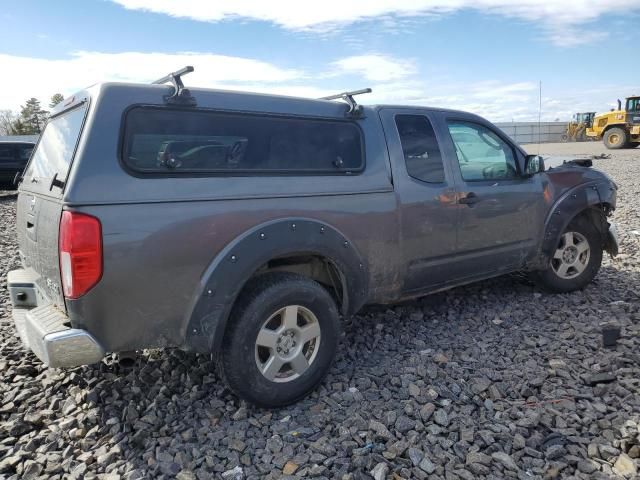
[605,223,619,258]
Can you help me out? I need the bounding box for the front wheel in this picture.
[534,217,603,293]
[219,272,340,407]
[603,127,627,149]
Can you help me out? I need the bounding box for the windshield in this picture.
[24,104,87,182]
[627,98,640,112]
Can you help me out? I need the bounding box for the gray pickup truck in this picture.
[8,68,618,407]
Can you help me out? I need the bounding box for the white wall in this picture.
[494,122,566,145]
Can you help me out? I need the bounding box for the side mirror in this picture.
[524,154,545,176]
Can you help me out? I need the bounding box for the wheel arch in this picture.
[182,218,368,352]
[539,181,616,265]
[602,122,627,133]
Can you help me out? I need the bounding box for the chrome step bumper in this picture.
[8,269,104,368]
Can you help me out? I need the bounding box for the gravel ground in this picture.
[1,142,639,480]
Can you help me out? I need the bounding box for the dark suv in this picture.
[0,141,35,187]
[8,68,618,406]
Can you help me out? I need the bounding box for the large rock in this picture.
[419,403,435,422]
[369,419,393,440]
[433,409,449,427]
[370,462,389,480]
[613,454,637,478]
[419,457,436,474]
[491,452,518,471]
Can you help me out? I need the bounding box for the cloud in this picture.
[0,51,303,111]
[330,55,417,82]
[470,81,538,102]
[110,0,640,45]
[0,50,633,124]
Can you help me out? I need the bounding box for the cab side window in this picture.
[395,115,445,183]
[447,121,518,181]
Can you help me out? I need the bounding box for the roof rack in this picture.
[320,88,372,118]
[152,66,197,106]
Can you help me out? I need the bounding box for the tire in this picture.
[219,272,340,407]
[534,216,603,293]
[603,127,627,149]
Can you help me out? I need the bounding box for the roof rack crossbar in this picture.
[152,66,197,106]
[320,88,372,118]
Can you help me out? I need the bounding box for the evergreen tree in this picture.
[10,119,29,135]
[19,98,49,134]
[49,93,64,109]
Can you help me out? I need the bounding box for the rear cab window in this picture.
[23,104,88,192]
[122,107,364,175]
[395,114,445,183]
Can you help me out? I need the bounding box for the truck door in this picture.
[436,113,545,276]
[379,108,460,293]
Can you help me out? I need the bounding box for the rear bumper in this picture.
[8,269,104,368]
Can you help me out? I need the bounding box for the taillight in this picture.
[59,211,102,299]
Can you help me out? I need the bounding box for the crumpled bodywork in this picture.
[536,160,617,268]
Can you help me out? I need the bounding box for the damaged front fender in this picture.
[538,178,617,267]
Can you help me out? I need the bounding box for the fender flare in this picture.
[603,122,627,131]
[182,218,368,352]
[540,180,616,261]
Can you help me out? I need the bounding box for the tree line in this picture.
[0,94,65,136]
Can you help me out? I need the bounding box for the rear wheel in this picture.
[603,127,627,149]
[534,217,603,293]
[219,272,340,407]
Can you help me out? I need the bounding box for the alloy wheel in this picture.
[254,305,321,383]
[551,231,590,279]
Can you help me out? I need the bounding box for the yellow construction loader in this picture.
[563,112,595,142]
[586,96,640,149]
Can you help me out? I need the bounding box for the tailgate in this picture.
[17,103,88,309]
[16,193,65,306]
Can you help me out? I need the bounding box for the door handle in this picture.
[458,192,479,205]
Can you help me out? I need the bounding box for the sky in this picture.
[1,0,639,122]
